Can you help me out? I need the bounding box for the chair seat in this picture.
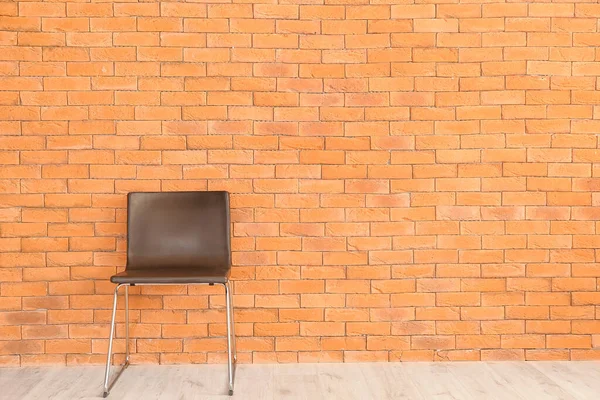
[110,267,230,285]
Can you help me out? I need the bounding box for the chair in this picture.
[102,191,236,397]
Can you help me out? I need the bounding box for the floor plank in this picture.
[447,362,525,400]
[402,363,476,400]
[361,363,424,400]
[486,362,576,400]
[1,362,598,400]
[317,363,372,400]
[533,362,599,400]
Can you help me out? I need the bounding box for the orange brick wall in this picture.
[1,0,600,366]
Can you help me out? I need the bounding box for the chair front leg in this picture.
[102,283,130,398]
[224,280,236,396]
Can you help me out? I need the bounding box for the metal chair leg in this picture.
[229,283,237,362]
[224,281,236,396]
[102,284,130,398]
[125,284,130,363]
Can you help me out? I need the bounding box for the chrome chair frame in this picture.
[102,281,237,397]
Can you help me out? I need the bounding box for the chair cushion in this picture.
[110,267,229,285]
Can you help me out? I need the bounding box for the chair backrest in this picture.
[126,191,231,271]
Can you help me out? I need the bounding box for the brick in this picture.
[547,335,591,349]
[275,337,319,352]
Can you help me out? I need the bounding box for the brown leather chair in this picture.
[102,191,236,397]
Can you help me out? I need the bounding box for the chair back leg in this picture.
[103,284,130,398]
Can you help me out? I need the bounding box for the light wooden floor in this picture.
[1,362,598,400]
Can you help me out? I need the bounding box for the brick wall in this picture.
[1,0,600,366]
